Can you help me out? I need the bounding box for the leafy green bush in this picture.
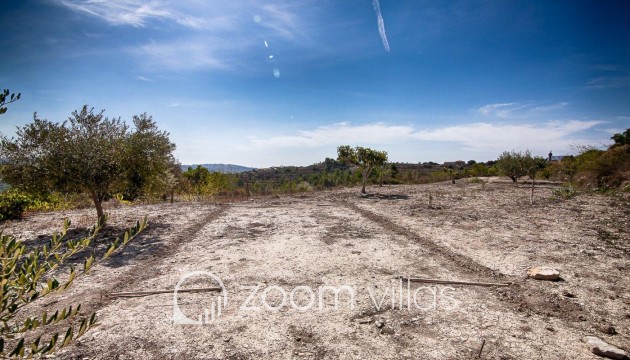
[554,186,578,199]
[574,145,630,190]
[0,190,75,220]
[0,190,34,221]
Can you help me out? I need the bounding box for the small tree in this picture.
[183,166,212,199]
[0,106,176,223]
[496,150,533,183]
[443,168,457,184]
[122,113,176,201]
[525,156,548,205]
[337,145,388,194]
[610,128,630,148]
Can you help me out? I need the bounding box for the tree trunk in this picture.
[170,190,174,204]
[90,190,105,225]
[361,167,370,194]
[530,172,535,205]
[511,176,517,183]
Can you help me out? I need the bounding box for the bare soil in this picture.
[2,178,629,359]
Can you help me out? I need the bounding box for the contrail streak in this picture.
[372,0,390,52]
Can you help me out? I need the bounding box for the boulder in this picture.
[527,266,560,281]
[585,336,629,360]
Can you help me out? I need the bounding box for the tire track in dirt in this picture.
[341,200,587,326]
[75,205,229,325]
[100,204,228,297]
[342,200,505,280]
[15,204,229,355]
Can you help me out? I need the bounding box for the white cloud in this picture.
[529,102,568,113]
[478,102,568,118]
[132,40,233,71]
[57,1,321,72]
[58,0,310,36]
[477,103,519,117]
[586,76,630,90]
[256,3,304,40]
[249,120,603,155]
[59,0,205,28]
[411,120,602,152]
[136,75,154,82]
[250,123,415,148]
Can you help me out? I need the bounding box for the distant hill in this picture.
[181,163,255,174]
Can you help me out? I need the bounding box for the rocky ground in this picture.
[2,177,629,359]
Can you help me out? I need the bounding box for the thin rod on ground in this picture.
[108,287,223,298]
[403,277,510,287]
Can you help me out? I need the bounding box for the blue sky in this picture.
[1,0,629,167]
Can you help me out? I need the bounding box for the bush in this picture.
[574,145,630,190]
[554,186,578,199]
[296,181,313,192]
[0,190,76,221]
[0,190,34,221]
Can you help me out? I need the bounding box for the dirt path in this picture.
[5,181,629,359]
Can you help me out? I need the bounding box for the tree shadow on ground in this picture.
[18,221,171,274]
[359,193,410,200]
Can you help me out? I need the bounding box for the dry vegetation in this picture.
[1,178,628,359]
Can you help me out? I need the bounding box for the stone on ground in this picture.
[585,336,629,360]
[527,266,560,281]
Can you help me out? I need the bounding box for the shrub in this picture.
[296,181,313,192]
[574,145,630,190]
[0,190,77,220]
[554,186,578,199]
[0,190,34,221]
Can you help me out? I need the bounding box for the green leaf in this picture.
[29,335,41,353]
[9,338,24,357]
[61,326,73,347]
[39,333,58,355]
[77,318,88,337]
[84,255,94,272]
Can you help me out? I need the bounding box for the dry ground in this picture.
[2,178,629,359]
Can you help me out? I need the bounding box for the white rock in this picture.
[527,266,560,281]
[585,336,629,360]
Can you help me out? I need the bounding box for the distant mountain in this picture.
[181,163,255,174]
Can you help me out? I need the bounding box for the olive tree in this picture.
[525,156,548,205]
[337,145,388,194]
[496,150,533,183]
[0,106,176,222]
[122,113,176,201]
